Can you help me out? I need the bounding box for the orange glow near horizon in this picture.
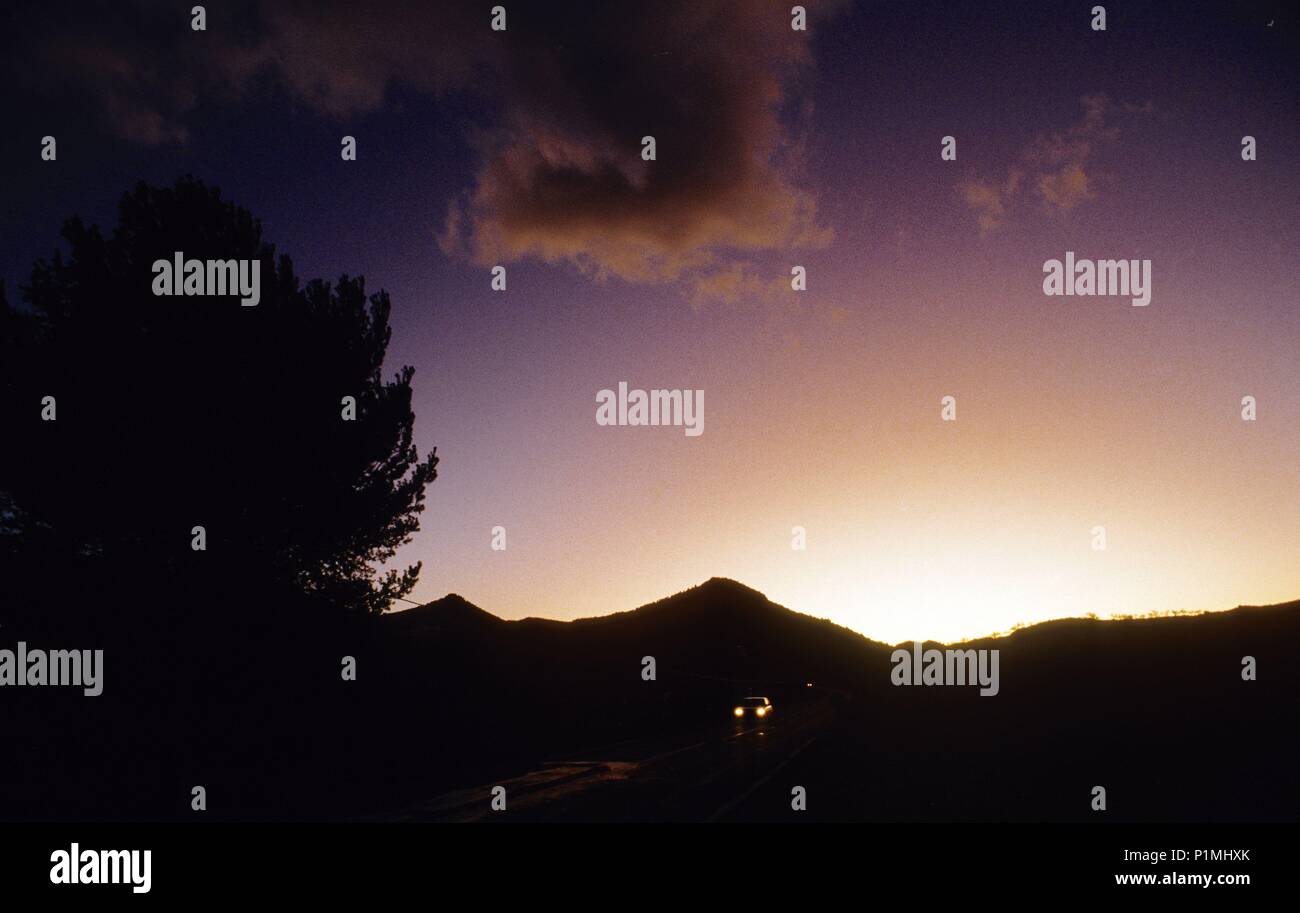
[376,44,1298,643]
[396,255,1300,644]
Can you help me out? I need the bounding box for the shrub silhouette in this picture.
[0,176,437,620]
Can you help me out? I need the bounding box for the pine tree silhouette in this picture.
[0,177,438,621]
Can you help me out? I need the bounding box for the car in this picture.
[732,696,774,719]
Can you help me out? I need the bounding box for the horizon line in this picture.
[385,576,1300,647]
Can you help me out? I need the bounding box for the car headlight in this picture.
[756,707,767,717]
[733,707,744,717]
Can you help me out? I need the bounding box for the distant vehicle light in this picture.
[733,697,774,718]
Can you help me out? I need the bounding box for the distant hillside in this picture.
[360,579,1300,821]
[5,577,1294,821]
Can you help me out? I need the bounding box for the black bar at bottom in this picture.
[0,822,1286,899]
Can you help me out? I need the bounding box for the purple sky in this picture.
[3,0,1296,640]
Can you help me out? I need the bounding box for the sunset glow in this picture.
[4,1,1295,643]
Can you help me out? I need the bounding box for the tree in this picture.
[0,177,437,619]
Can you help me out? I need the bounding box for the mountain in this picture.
[4,577,1296,822]
[386,593,505,637]
[336,579,1299,821]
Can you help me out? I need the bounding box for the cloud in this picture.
[11,0,844,303]
[958,169,1023,234]
[434,1,842,293]
[956,94,1146,233]
[1036,162,1093,212]
[16,1,485,139]
[688,263,792,310]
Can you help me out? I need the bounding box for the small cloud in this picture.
[688,263,790,311]
[957,169,1022,234]
[956,94,1148,232]
[1036,162,1093,212]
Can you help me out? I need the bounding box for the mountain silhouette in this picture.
[3,578,1295,822]
[389,593,506,637]
[340,579,1299,822]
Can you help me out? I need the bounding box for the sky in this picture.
[2,0,1296,642]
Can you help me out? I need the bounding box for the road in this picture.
[385,695,835,822]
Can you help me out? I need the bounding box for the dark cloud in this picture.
[11,0,844,298]
[436,1,841,291]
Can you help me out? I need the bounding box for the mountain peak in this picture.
[696,577,767,598]
[627,577,777,618]
[385,593,502,630]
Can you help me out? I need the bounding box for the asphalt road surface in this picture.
[386,695,835,822]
